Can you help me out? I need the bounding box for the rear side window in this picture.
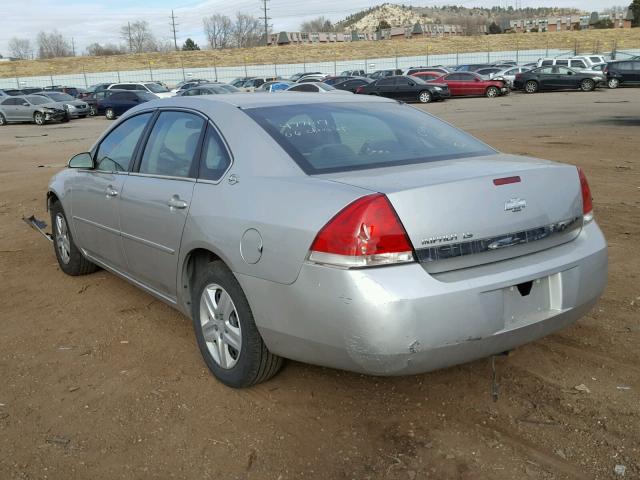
[139,111,204,178]
[95,113,152,172]
[541,60,553,66]
[556,60,568,66]
[199,127,231,181]
[569,60,586,68]
[246,102,494,174]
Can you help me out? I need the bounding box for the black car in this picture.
[513,66,602,93]
[98,91,157,120]
[333,77,373,93]
[356,75,450,103]
[367,69,403,80]
[83,89,126,116]
[604,60,640,89]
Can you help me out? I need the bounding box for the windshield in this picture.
[26,96,50,105]
[145,83,169,93]
[45,92,75,101]
[246,102,494,174]
[317,83,335,91]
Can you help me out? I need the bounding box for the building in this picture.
[507,8,633,33]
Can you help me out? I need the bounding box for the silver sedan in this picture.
[47,94,607,387]
[33,91,90,118]
[0,95,67,125]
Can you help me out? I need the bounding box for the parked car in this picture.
[368,69,403,80]
[259,81,294,92]
[83,89,126,116]
[513,66,604,93]
[229,77,251,88]
[475,67,504,79]
[98,91,157,119]
[289,72,323,82]
[32,91,90,118]
[107,82,173,99]
[285,82,352,94]
[171,79,211,94]
[406,67,449,76]
[214,84,241,93]
[238,77,279,92]
[340,69,366,77]
[436,72,509,98]
[19,87,44,95]
[81,83,115,98]
[491,66,533,87]
[490,60,517,66]
[1,89,26,96]
[43,86,86,98]
[47,94,607,387]
[178,84,232,96]
[0,95,67,125]
[332,77,373,93]
[321,76,353,86]
[454,64,492,72]
[537,57,597,72]
[411,72,447,82]
[356,75,450,103]
[604,60,640,89]
[295,74,327,83]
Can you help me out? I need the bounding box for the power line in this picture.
[259,0,271,46]
[170,10,179,50]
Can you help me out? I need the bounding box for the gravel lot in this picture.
[0,88,638,480]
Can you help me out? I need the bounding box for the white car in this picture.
[285,82,352,94]
[107,82,174,99]
[537,57,604,73]
[493,66,532,87]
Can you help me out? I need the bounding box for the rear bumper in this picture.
[238,221,607,375]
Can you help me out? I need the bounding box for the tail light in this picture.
[515,73,522,79]
[603,65,608,74]
[577,167,593,223]
[308,194,415,268]
[355,86,364,94]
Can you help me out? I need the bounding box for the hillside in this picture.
[1,29,639,79]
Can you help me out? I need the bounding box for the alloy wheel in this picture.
[34,112,45,125]
[525,81,538,94]
[608,78,619,89]
[486,87,499,98]
[419,91,431,103]
[199,283,242,369]
[55,213,71,264]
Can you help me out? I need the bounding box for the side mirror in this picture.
[408,82,415,86]
[68,152,94,169]
[22,102,30,106]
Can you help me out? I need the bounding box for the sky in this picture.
[0,0,628,57]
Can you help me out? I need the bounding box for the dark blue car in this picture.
[98,91,157,119]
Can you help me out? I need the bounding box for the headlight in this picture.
[65,103,75,109]
[433,86,442,91]
[43,107,56,112]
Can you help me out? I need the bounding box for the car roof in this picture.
[146,92,395,110]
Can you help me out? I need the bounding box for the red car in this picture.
[435,72,509,98]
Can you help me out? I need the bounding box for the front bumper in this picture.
[66,104,90,117]
[43,110,66,121]
[431,89,451,100]
[238,221,607,375]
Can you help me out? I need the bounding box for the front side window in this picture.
[139,111,204,178]
[95,113,152,172]
[26,96,50,105]
[246,102,494,175]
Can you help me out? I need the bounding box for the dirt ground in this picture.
[0,88,638,480]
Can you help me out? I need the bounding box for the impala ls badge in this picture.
[504,197,527,213]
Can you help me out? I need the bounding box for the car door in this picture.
[443,73,465,96]
[464,73,484,95]
[630,61,640,83]
[556,67,578,88]
[535,67,559,90]
[393,77,416,100]
[71,112,153,271]
[375,77,396,98]
[1,97,18,120]
[115,92,138,115]
[118,110,205,298]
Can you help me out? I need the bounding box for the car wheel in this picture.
[50,200,99,276]
[105,108,116,120]
[580,79,595,92]
[61,113,70,123]
[607,78,619,89]
[0,113,6,126]
[485,86,500,98]
[524,80,538,94]
[192,260,283,388]
[418,90,432,103]
[89,105,97,116]
[34,111,46,125]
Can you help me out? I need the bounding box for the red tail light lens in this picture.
[308,194,415,268]
[355,86,364,94]
[577,167,593,222]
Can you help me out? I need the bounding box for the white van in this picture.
[537,56,605,70]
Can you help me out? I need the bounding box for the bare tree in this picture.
[85,43,125,56]
[37,31,72,59]
[232,12,261,48]
[203,14,233,49]
[300,16,334,32]
[8,38,32,59]
[120,20,157,53]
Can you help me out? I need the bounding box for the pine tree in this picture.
[182,38,200,51]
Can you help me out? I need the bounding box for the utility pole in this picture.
[71,37,76,56]
[170,10,179,51]
[259,0,271,46]
[127,22,133,53]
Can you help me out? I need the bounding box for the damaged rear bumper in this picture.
[236,221,607,375]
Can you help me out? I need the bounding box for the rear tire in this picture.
[485,86,499,98]
[607,78,619,89]
[191,260,283,388]
[580,79,595,92]
[418,90,432,103]
[89,105,97,116]
[105,108,116,120]
[524,80,538,94]
[0,113,6,126]
[34,111,46,125]
[50,200,99,276]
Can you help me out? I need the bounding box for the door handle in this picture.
[105,186,119,198]
[167,196,188,210]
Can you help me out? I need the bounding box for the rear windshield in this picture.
[245,102,494,174]
[45,92,75,101]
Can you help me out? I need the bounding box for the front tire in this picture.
[192,261,283,388]
[89,105,97,116]
[607,78,619,89]
[580,79,595,92]
[0,113,6,126]
[485,86,499,98]
[524,80,539,94]
[34,111,46,125]
[105,108,116,120]
[50,201,98,276]
[418,90,432,103]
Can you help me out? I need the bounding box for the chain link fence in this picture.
[1,44,639,90]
